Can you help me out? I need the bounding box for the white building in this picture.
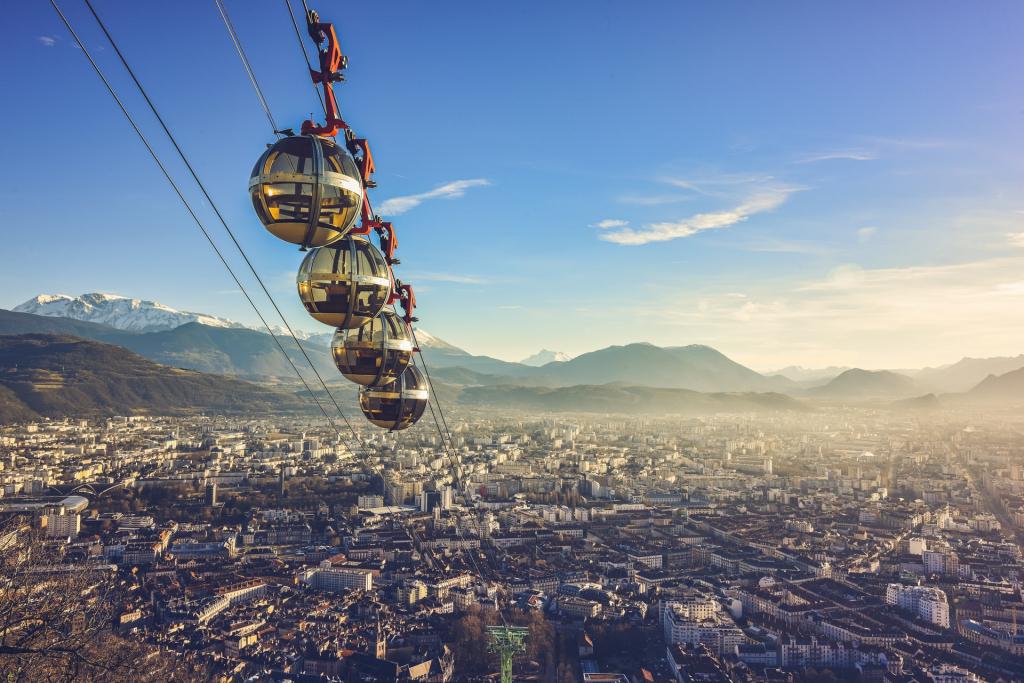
[44,506,80,539]
[300,564,373,592]
[885,584,950,628]
[358,494,384,509]
[661,597,744,654]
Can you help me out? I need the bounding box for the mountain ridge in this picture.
[807,368,922,399]
[0,334,307,421]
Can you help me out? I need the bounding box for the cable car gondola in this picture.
[359,365,429,431]
[250,135,364,249]
[296,235,392,329]
[331,310,414,386]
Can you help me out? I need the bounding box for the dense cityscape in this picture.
[3,405,1023,682]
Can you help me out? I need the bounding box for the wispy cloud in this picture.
[38,36,57,47]
[1008,232,1024,248]
[660,173,775,198]
[589,219,628,229]
[797,149,877,164]
[616,193,693,206]
[378,179,490,216]
[403,272,486,285]
[863,135,948,151]
[744,238,830,255]
[599,189,796,246]
[857,226,879,242]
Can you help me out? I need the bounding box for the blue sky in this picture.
[4,1,1023,369]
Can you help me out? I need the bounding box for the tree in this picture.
[517,610,555,668]
[0,521,197,682]
[450,609,496,677]
[556,661,575,683]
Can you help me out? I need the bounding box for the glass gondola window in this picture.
[249,135,363,248]
[332,310,413,386]
[359,365,429,431]
[297,235,392,329]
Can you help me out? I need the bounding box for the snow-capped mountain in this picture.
[14,293,248,333]
[519,349,572,366]
[412,328,466,354]
[12,293,465,352]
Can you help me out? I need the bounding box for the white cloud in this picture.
[599,189,795,246]
[590,219,628,229]
[797,149,877,163]
[38,36,57,47]
[378,179,490,216]
[857,226,878,242]
[403,272,486,285]
[1008,232,1024,248]
[621,254,1024,367]
[660,173,775,197]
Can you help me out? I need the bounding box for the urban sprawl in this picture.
[2,408,1023,683]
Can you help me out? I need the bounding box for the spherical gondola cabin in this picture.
[297,235,392,329]
[250,135,364,248]
[331,310,414,386]
[359,365,428,431]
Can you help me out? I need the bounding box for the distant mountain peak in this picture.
[809,367,921,399]
[14,292,247,334]
[412,328,466,354]
[519,349,572,366]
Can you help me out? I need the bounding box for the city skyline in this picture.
[5,1,1024,368]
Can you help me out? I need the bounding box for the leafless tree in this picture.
[0,519,199,682]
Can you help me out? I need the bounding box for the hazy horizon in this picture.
[5,289,1023,376]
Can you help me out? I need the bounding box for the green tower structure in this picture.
[486,625,529,683]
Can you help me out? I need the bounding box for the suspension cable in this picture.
[410,328,461,478]
[63,0,508,619]
[81,0,362,444]
[46,0,348,448]
[213,0,281,135]
[282,0,327,117]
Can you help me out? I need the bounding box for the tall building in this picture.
[420,487,452,513]
[922,548,960,577]
[44,506,80,539]
[886,584,950,628]
[205,483,218,506]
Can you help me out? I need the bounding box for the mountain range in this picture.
[0,334,305,422]
[2,292,1022,413]
[14,293,248,333]
[459,384,806,414]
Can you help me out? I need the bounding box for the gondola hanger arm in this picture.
[300,11,348,137]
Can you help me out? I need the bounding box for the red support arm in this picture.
[349,138,376,187]
[397,283,416,324]
[300,13,348,137]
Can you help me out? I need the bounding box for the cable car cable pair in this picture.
[46,0,364,460]
[248,7,428,432]
[55,0,486,597]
